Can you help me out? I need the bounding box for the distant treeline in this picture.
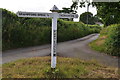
[2,9,101,50]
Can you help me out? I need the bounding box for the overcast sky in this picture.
[1,0,97,21]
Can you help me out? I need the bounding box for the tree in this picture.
[71,1,78,13]
[71,0,94,26]
[71,0,120,26]
[59,7,74,13]
[58,7,74,21]
[94,15,103,23]
[93,2,120,26]
[80,12,95,25]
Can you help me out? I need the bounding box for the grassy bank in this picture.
[89,24,120,57]
[2,56,118,78]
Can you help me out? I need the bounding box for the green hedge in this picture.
[87,25,102,34]
[105,24,120,56]
[90,24,120,57]
[2,9,101,50]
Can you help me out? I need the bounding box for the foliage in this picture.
[2,9,101,50]
[80,12,95,25]
[58,8,74,21]
[59,8,74,14]
[87,24,102,33]
[90,24,120,57]
[94,15,103,23]
[3,56,117,78]
[93,2,120,26]
[89,36,106,53]
[71,1,120,26]
[105,24,120,56]
[70,1,78,13]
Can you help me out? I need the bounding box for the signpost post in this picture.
[17,5,78,68]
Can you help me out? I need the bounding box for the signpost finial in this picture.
[17,6,78,69]
[50,5,59,12]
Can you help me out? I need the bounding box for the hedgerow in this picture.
[90,24,120,57]
[105,24,120,56]
[2,9,101,50]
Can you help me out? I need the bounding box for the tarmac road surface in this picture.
[2,34,118,67]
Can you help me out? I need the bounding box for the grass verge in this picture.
[89,35,107,53]
[2,56,118,78]
[89,24,120,57]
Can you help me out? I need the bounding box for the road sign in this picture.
[17,12,52,18]
[17,5,78,69]
[59,13,78,18]
[17,12,78,19]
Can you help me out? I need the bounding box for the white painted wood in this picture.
[17,12,52,18]
[17,12,78,19]
[51,12,58,68]
[59,13,78,18]
[17,5,78,69]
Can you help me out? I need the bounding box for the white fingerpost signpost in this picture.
[17,5,78,68]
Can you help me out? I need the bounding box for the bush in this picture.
[105,24,120,56]
[90,24,120,57]
[87,25,102,33]
[2,9,101,50]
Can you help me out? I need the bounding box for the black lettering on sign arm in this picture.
[53,54,56,56]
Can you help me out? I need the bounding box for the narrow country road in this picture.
[2,34,118,67]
